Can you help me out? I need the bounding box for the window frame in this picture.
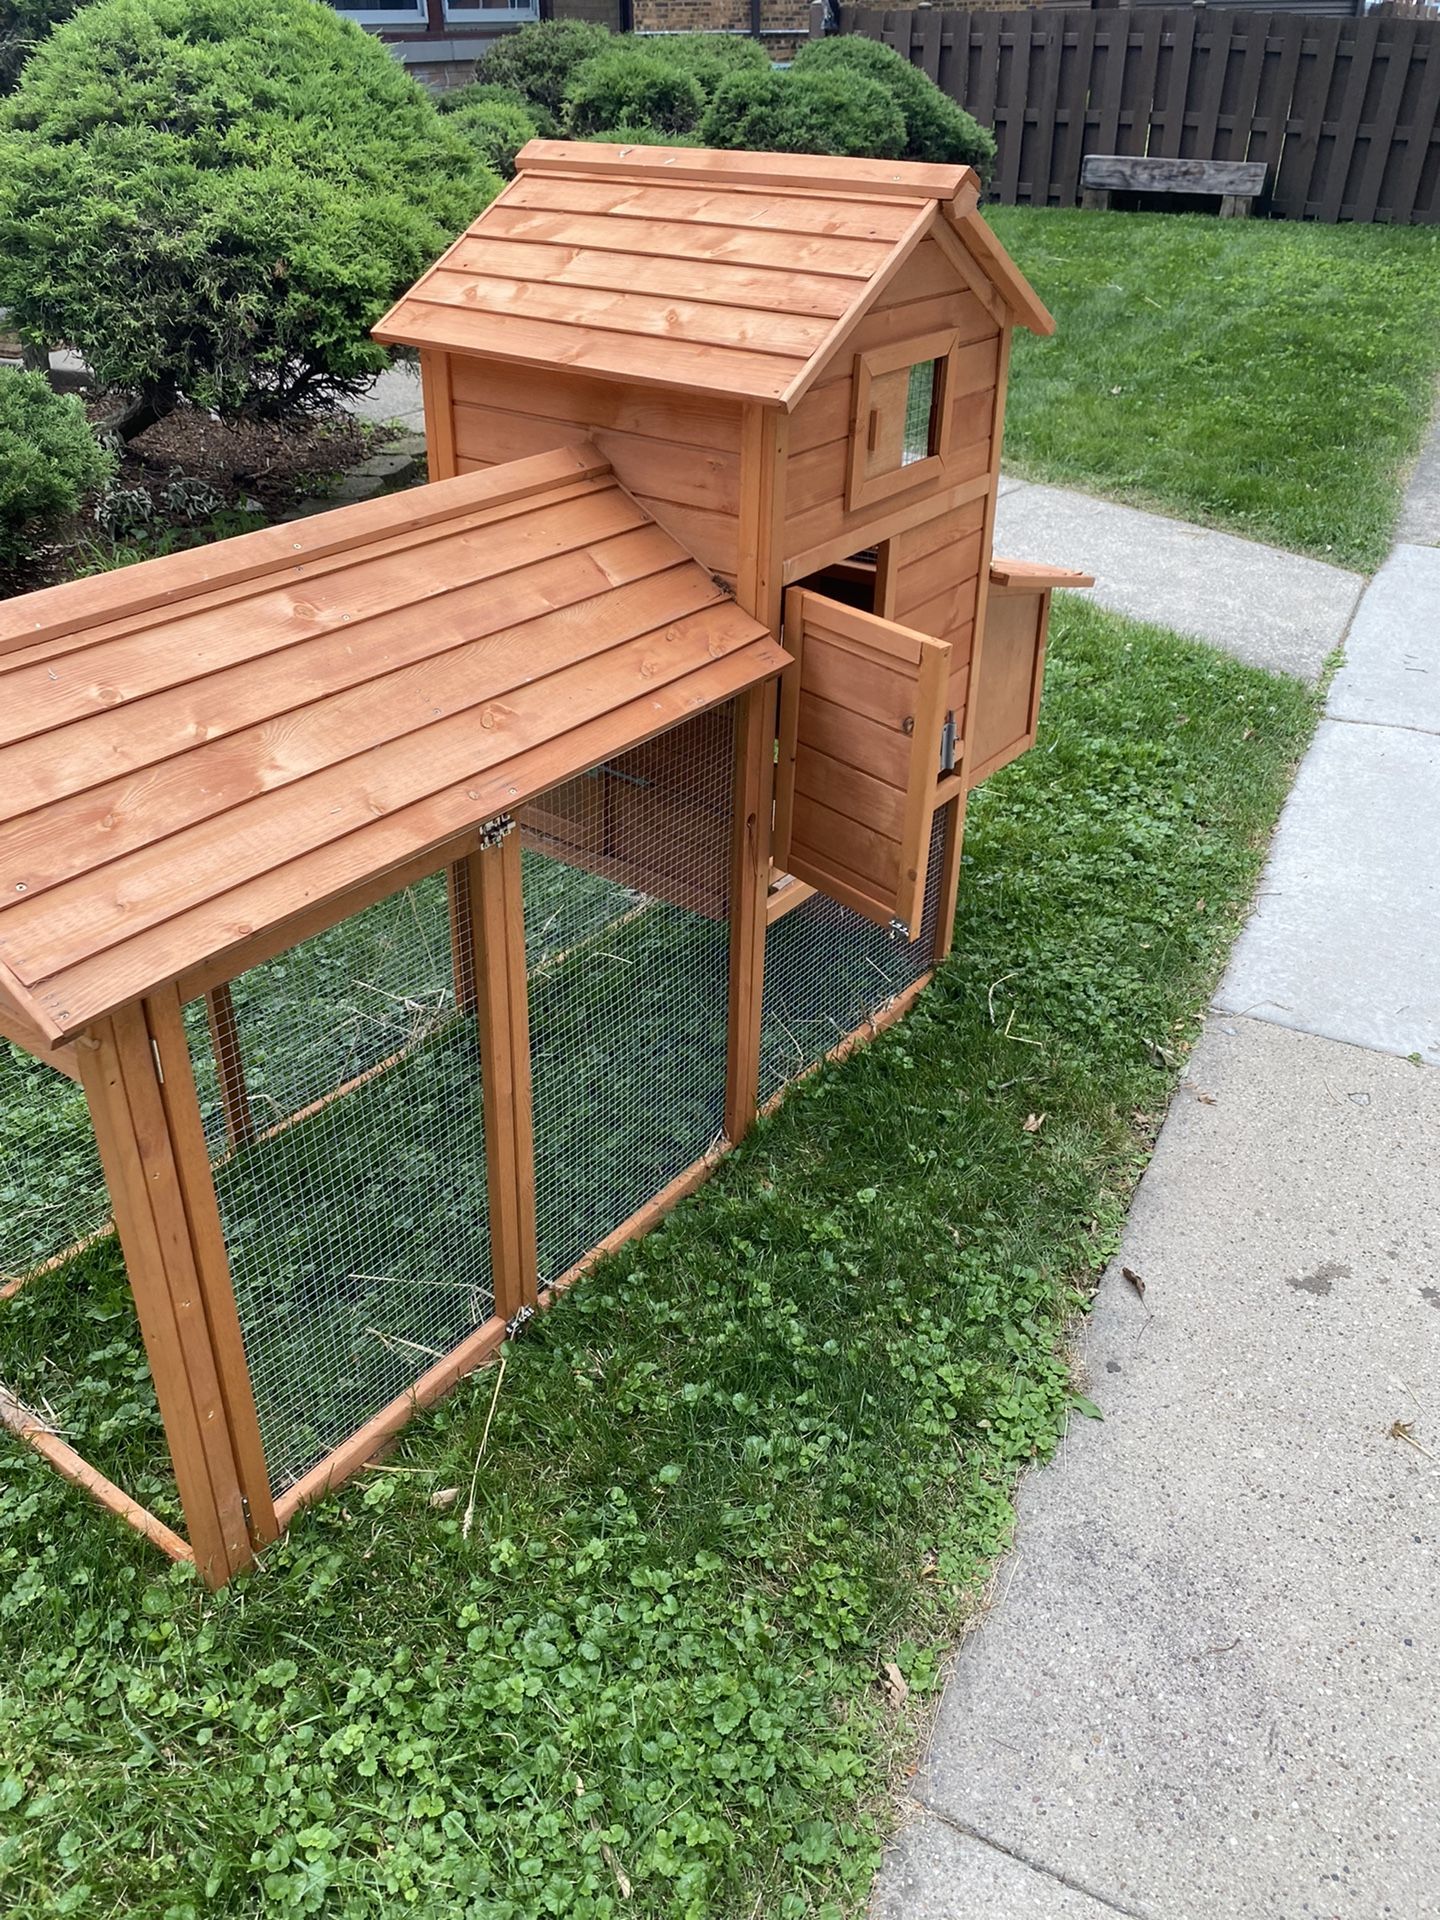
[846,328,961,516]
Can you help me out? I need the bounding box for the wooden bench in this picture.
[1080,155,1267,217]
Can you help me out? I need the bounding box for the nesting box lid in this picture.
[374,142,1052,408]
[0,444,787,1047]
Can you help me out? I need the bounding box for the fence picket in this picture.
[832,5,1438,222]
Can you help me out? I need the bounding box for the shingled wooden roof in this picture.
[0,445,786,1047]
[373,142,1052,408]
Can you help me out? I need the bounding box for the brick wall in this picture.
[630,0,808,38]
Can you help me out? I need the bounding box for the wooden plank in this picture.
[0,998,80,1076]
[784,434,991,564]
[414,266,836,361]
[1079,154,1267,195]
[514,139,974,205]
[1388,33,1440,225]
[1278,16,1344,220]
[452,403,741,517]
[495,172,924,241]
[476,201,888,280]
[1352,19,1418,224]
[1092,13,1131,162]
[783,471,993,586]
[0,481,639,766]
[0,544,712,897]
[7,594,761,984]
[796,689,913,789]
[381,298,803,404]
[443,235,858,318]
[146,985,278,1545]
[1317,16,1371,222]
[724,682,776,1145]
[998,13,1031,208]
[448,354,743,451]
[1188,15,1235,163]
[466,834,538,1325]
[1155,9,1199,160]
[794,744,906,840]
[76,1009,251,1584]
[990,557,1094,589]
[0,1384,192,1563]
[51,638,789,1034]
[1054,11,1100,208]
[0,447,609,660]
[420,351,456,481]
[1027,13,1065,207]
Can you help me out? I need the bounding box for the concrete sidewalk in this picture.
[872,453,1440,1917]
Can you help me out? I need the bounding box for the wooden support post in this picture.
[465,833,538,1320]
[725,403,788,1146]
[205,982,253,1150]
[76,997,272,1583]
[724,681,776,1146]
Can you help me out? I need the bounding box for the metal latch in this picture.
[478,812,515,849]
[505,1304,535,1339]
[939,709,958,776]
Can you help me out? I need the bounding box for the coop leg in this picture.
[1218,194,1250,218]
[466,835,539,1321]
[77,994,276,1586]
[724,681,776,1145]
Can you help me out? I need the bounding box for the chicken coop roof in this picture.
[0,444,787,1046]
[373,142,1052,408]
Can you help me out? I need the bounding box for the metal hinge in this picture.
[240,1493,254,1533]
[939,709,958,777]
[478,812,515,849]
[505,1304,535,1340]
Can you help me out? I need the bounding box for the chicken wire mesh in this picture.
[186,871,495,1494]
[521,705,735,1285]
[759,806,948,1107]
[0,1048,173,1518]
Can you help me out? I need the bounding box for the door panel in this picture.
[775,589,951,936]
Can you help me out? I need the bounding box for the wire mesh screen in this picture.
[187,872,495,1493]
[904,358,940,465]
[760,806,948,1106]
[1,1043,110,1288]
[521,706,735,1285]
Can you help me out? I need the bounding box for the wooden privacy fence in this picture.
[831,6,1440,221]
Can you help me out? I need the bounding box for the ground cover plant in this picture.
[992,207,1440,572]
[0,365,113,568]
[0,599,1316,1917]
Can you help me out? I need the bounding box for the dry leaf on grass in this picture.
[430,1487,460,1510]
[1122,1266,1146,1301]
[880,1661,909,1710]
[1023,1112,1046,1134]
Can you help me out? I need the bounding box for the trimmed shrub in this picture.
[564,45,704,137]
[644,31,771,100]
[0,366,114,564]
[447,96,541,179]
[699,66,905,160]
[581,125,703,149]
[0,0,498,432]
[479,19,610,119]
[794,35,996,175]
[439,79,556,139]
[0,0,82,95]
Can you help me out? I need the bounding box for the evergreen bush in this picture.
[794,35,996,175]
[699,66,906,160]
[0,366,114,564]
[0,0,498,434]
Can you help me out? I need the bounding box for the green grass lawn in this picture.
[0,600,1316,1919]
[991,209,1440,572]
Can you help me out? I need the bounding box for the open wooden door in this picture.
[969,558,1094,787]
[774,588,952,936]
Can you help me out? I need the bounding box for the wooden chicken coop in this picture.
[0,145,1089,1586]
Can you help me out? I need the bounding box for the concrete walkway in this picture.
[872,443,1440,1918]
[995,478,1363,684]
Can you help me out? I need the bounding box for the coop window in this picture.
[848,328,960,514]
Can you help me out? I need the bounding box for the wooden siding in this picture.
[781,238,1001,566]
[447,358,745,578]
[885,493,987,727]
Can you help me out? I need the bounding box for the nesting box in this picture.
[0,146,1088,1586]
